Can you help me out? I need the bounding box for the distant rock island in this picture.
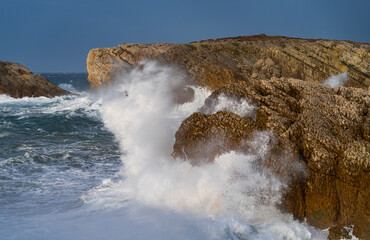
[86,35,369,239]
[0,60,69,98]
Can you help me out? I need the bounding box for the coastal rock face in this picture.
[173,78,369,239]
[87,34,369,90]
[0,61,69,98]
[86,35,370,239]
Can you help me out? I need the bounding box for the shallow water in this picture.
[0,69,329,240]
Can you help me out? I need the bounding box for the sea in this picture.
[0,62,330,240]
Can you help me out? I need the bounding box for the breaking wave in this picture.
[0,65,329,239]
[83,61,328,239]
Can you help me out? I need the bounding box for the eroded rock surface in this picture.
[0,61,69,98]
[86,35,370,239]
[87,34,369,90]
[173,78,369,239]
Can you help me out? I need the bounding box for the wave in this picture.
[0,93,101,120]
[0,65,329,239]
[83,61,328,239]
[58,83,80,93]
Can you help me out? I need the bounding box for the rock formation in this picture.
[86,35,370,239]
[87,34,369,90]
[173,78,369,239]
[0,60,70,98]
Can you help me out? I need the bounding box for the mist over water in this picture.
[0,64,328,239]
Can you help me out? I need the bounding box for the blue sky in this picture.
[0,0,369,72]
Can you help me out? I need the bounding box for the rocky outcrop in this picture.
[173,78,369,239]
[0,61,69,98]
[86,35,370,239]
[87,34,369,90]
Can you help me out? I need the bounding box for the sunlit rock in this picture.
[0,60,70,98]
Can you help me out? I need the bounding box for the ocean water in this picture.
[0,65,329,240]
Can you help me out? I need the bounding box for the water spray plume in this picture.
[85,61,326,239]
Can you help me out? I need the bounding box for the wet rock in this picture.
[172,111,258,164]
[328,225,351,240]
[172,78,370,239]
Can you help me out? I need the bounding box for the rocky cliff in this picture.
[86,35,370,239]
[87,34,369,90]
[0,61,69,98]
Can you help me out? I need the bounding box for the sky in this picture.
[0,0,369,72]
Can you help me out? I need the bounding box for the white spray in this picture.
[211,93,257,118]
[322,72,349,87]
[85,61,327,239]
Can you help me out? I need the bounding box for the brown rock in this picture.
[328,225,351,239]
[172,78,370,239]
[85,34,370,239]
[172,111,258,164]
[0,61,70,98]
[86,34,370,91]
[252,57,282,79]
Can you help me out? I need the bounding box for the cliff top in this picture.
[87,34,370,90]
